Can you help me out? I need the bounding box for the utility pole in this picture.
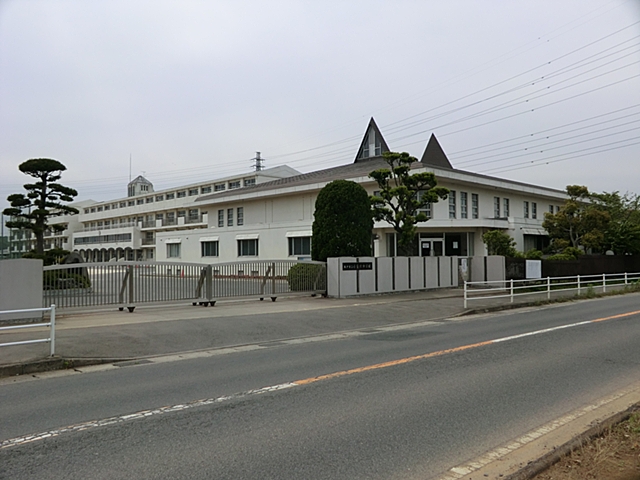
[252,152,264,172]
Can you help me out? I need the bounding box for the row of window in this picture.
[167,237,311,259]
[74,233,132,245]
[218,208,244,227]
[447,191,479,219]
[84,179,257,214]
[84,209,204,229]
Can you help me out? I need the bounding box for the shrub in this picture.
[524,249,543,260]
[312,180,373,262]
[287,263,326,292]
[43,270,91,290]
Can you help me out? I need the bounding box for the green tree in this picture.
[482,230,519,256]
[3,159,78,255]
[311,180,373,262]
[542,185,610,253]
[590,191,640,255]
[369,151,448,256]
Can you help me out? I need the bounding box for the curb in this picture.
[0,357,131,379]
[504,402,640,480]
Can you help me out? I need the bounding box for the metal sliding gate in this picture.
[43,260,327,311]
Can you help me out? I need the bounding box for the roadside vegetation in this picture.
[533,412,640,480]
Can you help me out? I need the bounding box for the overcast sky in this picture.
[1,0,639,213]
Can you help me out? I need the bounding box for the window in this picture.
[417,191,432,219]
[229,180,241,189]
[146,197,153,203]
[244,178,256,187]
[504,198,510,217]
[494,197,500,218]
[556,205,560,213]
[188,188,199,196]
[374,135,382,156]
[104,205,110,211]
[84,209,90,214]
[532,202,537,219]
[136,199,144,205]
[524,201,529,218]
[91,208,96,213]
[120,202,127,208]
[218,209,224,227]
[449,190,456,219]
[549,204,554,213]
[362,132,369,158]
[156,195,164,202]
[472,194,479,219]
[166,193,175,200]
[460,192,468,219]
[201,186,212,194]
[237,207,244,226]
[227,208,233,226]
[289,237,311,256]
[112,203,118,209]
[177,191,186,198]
[156,213,164,220]
[97,206,103,212]
[177,210,186,218]
[214,183,225,192]
[201,241,219,257]
[104,221,110,226]
[238,239,258,256]
[167,243,181,258]
[188,209,199,222]
[167,212,175,224]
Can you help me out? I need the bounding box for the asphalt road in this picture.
[2,295,640,479]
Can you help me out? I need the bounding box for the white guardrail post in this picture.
[577,274,581,295]
[603,273,606,293]
[547,277,551,300]
[463,281,468,309]
[50,304,56,356]
[510,279,514,303]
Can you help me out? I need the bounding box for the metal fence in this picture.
[43,260,327,311]
[464,272,640,308]
[0,305,56,356]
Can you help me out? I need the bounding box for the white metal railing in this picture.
[464,272,640,308]
[0,305,56,356]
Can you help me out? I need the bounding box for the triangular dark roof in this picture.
[128,175,153,186]
[353,117,390,163]
[420,134,453,169]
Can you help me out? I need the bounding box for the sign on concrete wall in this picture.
[526,259,542,279]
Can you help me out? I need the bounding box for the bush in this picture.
[312,180,373,262]
[287,263,326,292]
[43,270,91,290]
[524,249,543,259]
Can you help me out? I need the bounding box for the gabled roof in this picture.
[420,134,453,169]
[128,175,153,186]
[353,117,390,163]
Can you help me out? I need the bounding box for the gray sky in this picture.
[1,0,639,212]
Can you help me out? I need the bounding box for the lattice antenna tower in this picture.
[252,152,265,172]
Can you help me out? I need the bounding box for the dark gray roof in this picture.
[196,153,565,204]
[353,117,391,163]
[420,134,453,169]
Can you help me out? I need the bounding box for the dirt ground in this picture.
[533,413,640,480]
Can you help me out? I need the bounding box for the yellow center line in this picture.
[293,309,640,386]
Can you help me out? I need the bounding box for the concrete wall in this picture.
[469,256,506,284]
[0,259,43,320]
[327,256,459,298]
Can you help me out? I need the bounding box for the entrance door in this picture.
[420,240,431,257]
[433,240,444,256]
